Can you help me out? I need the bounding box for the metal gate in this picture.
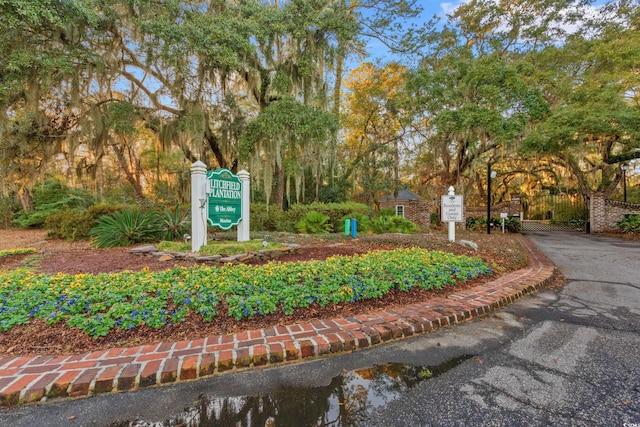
[521,193,588,232]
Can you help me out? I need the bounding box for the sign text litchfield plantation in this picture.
[208,179,242,199]
[206,169,243,230]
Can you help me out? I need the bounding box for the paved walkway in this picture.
[0,237,555,407]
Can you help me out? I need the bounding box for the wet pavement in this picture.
[2,232,639,426]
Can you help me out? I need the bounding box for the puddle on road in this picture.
[113,355,472,427]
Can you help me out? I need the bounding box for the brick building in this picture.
[379,190,434,227]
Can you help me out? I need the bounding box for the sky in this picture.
[359,1,452,65]
[363,0,611,64]
[360,1,473,64]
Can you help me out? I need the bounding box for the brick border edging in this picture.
[0,236,555,407]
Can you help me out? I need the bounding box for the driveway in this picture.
[2,232,639,426]
[361,231,640,426]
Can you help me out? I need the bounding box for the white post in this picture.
[237,169,250,242]
[448,186,456,242]
[191,161,208,252]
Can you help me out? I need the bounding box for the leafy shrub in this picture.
[0,197,19,229]
[379,208,395,217]
[284,202,369,231]
[45,210,94,240]
[465,217,487,230]
[157,205,190,241]
[250,204,288,231]
[337,212,372,233]
[503,217,522,233]
[90,209,163,247]
[101,184,138,205]
[371,215,417,234]
[13,179,95,228]
[44,203,130,241]
[430,212,443,227]
[295,211,333,234]
[617,214,640,234]
[87,203,125,219]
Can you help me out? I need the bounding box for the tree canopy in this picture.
[1,0,638,211]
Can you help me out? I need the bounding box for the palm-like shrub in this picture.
[90,209,163,247]
[158,205,191,241]
[295,211,333,234]
[337,212,372,233]
[371,215,417,234]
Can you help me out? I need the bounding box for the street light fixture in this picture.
[621,163,629,202]
[487,164,497,234]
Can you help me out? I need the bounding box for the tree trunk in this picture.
[205,127,232,170]
[275,154,285,209]
[111,138,146,201]
[17,186,33,212]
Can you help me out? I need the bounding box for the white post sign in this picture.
[190,161,251,252]
[441,190,464,222]
[441,186,464,242]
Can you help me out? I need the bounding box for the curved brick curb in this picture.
[0,236,555,407]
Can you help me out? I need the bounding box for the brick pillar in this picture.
[509,194,521,216]
[590,191,606,233]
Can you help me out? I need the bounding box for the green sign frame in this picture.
[206,168,242,230]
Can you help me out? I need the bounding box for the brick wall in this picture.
[379,199,435,227]
[380,191,640,233]
[580,192,640,233]
[605,200,640,226]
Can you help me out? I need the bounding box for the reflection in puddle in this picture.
[115,355,472,427]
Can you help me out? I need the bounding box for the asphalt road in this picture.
[2,231,639,427]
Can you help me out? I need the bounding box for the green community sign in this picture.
[206,168,242,230]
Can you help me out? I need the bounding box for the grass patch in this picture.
[158,239,284,255]
[0,248,36,259]
[0,248,41,272]
[19,255,43,271]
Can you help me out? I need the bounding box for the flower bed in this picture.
[0,248,491,338]
[0,248,36,259]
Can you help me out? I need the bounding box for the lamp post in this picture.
[487,163,497,234]
[621,163,629,203]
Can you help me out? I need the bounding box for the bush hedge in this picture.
[250,202,370,233]
[0,197,18,229]
[617,214,640,234]
[13,179,95,228]
[45,204,129,241]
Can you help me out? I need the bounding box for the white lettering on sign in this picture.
[214,206,237,213]
[441,195,464,222]
[210,179,241,191]
[208,186,241,199]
